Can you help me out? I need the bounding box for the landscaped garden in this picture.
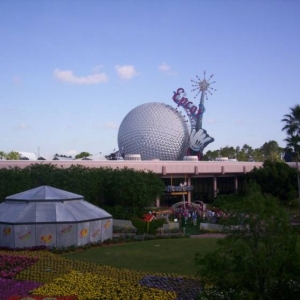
[1,159,300,299]
[0,237,219,300]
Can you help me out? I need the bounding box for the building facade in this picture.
[0,160,264,206]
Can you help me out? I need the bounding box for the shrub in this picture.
[113,225,137,234]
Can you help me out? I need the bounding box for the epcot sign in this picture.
[172,71,216,160]
[172,88,204,119]
[117,71,216,161]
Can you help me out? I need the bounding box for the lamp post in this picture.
[180,182,187,209]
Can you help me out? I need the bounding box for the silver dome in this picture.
[118,102,190,160]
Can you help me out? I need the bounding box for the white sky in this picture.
[1,0,299,157]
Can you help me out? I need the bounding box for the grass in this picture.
[62,237,220,276]
[181,220,205,235]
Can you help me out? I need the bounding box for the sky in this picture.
[1,0,300,158]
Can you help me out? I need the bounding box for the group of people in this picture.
[174,208,199,226]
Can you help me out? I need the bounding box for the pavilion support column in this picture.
[234,176,238,193]
[187,176,192,204]
[213,176,218,197]
[155,197,160,208]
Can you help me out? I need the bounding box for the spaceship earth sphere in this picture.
[118,102,190,160]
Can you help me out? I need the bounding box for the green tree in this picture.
[0,151,6,160]
[196,187,300,299]
[260,140,283,161]
[236,144,254,161]
[283,135,300,162]
[75,152,91,159]
[282,104,300,136]
[6,151,20,160]
[202,149,220,161]
[0,164,165,216]
[101,168,165,216]
[203,142,284,162]
[220,146,236,159]
[251,148,264,162]
[245,160,298,205]
[282,105,300,212]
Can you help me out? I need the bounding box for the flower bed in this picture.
[0,278,42,300]
[8,296,77,300]
[0,253,42,299]
[0,249,202,300]
[31,270,177,300]
[0,254,38,278]
[139,275,202,299]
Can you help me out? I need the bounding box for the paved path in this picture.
[190,233,226,238]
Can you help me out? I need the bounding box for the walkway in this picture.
[190,233,226,238]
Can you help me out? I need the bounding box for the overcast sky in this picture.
[1,0,299,157]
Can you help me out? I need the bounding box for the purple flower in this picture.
[0,254,38,278]
[0,278,43,299]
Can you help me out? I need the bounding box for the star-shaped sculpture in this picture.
[191,71,216,100]
[199,79,210,91]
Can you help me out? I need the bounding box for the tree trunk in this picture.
[296,153,300,212]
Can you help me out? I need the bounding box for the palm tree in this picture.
[284,135,300,154]
[282,104,300,136]
[282,105,300,212]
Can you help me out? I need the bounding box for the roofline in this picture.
[0,160,265,175]
[0,216,112,225]
[0,161,298,177]
[5,198,83,202]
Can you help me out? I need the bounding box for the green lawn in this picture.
[62,238,220,276]
[182,219,205,235]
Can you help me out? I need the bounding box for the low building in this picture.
[0,159,266,206]
[0,185,112,249]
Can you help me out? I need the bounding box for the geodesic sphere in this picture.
[118,102,190,160]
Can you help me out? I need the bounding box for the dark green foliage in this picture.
[0,166,32,198]
[147,218,166,234]
[202,141,283,162]
[101,168,165,209]
[245,160,298,204]
[282,104,300,137]
[213,193,245,211]
[130,217,165,235]
[74,152,91,159]
[113,225,137,234]
[0,164,165,217]
[195,186,300,299]
[102,204,146,219]
[130,217,148,235]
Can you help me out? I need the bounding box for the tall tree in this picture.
[196,186,300,299]
[219,146,236,158]
[282,104,300,136]
[245,160,298,205]
[284,135,300,161]
[282,105,300,211]
[251,148,264,162]
[260,140,283,161]
[6,151,20,160]
[202,149,220,161]
[236,144,253,161]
